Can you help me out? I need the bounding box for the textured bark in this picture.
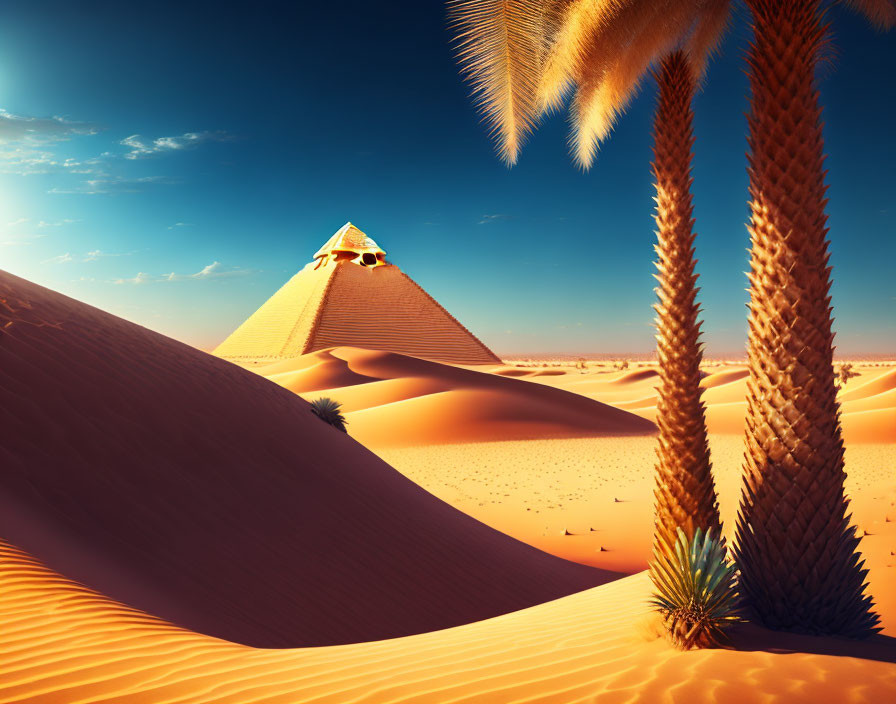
[734,0,878,636]
[648,51,721,580]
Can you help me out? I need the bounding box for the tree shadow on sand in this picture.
[730,622,896,665]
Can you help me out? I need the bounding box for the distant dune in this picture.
[0,270,613,648]
[504,362,894,445]
[257,347,657,447]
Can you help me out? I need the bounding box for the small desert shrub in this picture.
[310,397,348,433]
[838,363,860,386]
[650,528,740,649]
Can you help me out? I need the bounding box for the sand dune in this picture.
[505,363,895,444]
[378,436,896,635]
[2,538,895,704]
[610,368,659,384]
[0,270,611,648]
[840,369,896,402]
[254,347,656,447]
[700,367,750,388]
[3,269,893,702]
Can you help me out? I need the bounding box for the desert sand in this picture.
[255,348,894,635]
[0,270,608,649]
[3,537,896,704]
[260,347,656,446]
[2,269,895,702]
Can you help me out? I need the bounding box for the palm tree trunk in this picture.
[734,0,878,636]
[648,50,721,579]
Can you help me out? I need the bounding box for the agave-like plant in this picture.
[310,397,348,433]
[650,527,740,650]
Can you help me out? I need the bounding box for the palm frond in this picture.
[449,0,568,165]
[841,0,896,28]
[649,527,741,649]
[571,0,701,168]
[535,0,628,114]
[686,0,733,79]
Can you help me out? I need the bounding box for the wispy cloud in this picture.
[114,271,154,285]
[42,252,74,264]
[2,105,231,196]
[49,175,174,195]
[83,249,134,261]
[121,131,231,159]
[0,109,99,143]
[167,222,194,229]
[37,218,78,228]
[6,217,28,228]
[164,261,251,281]
[0,109,104,176]
[43,249,134,263]
[113,261,253,284]
[477,213,511,225]
[0,232,46,247]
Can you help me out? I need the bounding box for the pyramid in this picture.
[214,222,500,365]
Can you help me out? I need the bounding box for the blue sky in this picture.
[0,1,893,356]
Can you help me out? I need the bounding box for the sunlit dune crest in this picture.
[255,346,656,447]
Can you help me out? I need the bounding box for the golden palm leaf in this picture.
[570,0,707,169]
[686,0,733,79]
[535,0,629,114]
[448,0,570,165]
[841,0,896,27]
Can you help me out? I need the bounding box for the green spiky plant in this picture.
[310,397,348,433]
[650,527,741,650]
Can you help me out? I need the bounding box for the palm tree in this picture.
[732,0,892,636]
[449,0,729,577]
[449,0,893,636]
[649,49,721,586]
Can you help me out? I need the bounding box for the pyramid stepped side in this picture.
[214,261,335,361]
[308,263,500,365]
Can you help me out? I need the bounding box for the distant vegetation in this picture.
[310,398,348,433]
[838,363,861,386]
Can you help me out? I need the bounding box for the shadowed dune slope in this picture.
[259,347,657,447]
[0,270,611,648]
[2,539,895,704]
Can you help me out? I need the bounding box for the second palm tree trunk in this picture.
[734,0,878,636]
[649,51,721,589]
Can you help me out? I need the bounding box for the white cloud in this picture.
[0,232,46,247]
[114,272,153,285]
[37,218,78,228]
[49,175,172,195]
[122,130,231,159]
[40,249,132,263]
[6,217,28,227]
[43,252,74,264]
[164,261,251,281]
[167,222,194,229]
[0,110,103,176]
[83,249,133,261]
[0,109,99,143]
[113,261,253,285]
[477,213,511,225]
